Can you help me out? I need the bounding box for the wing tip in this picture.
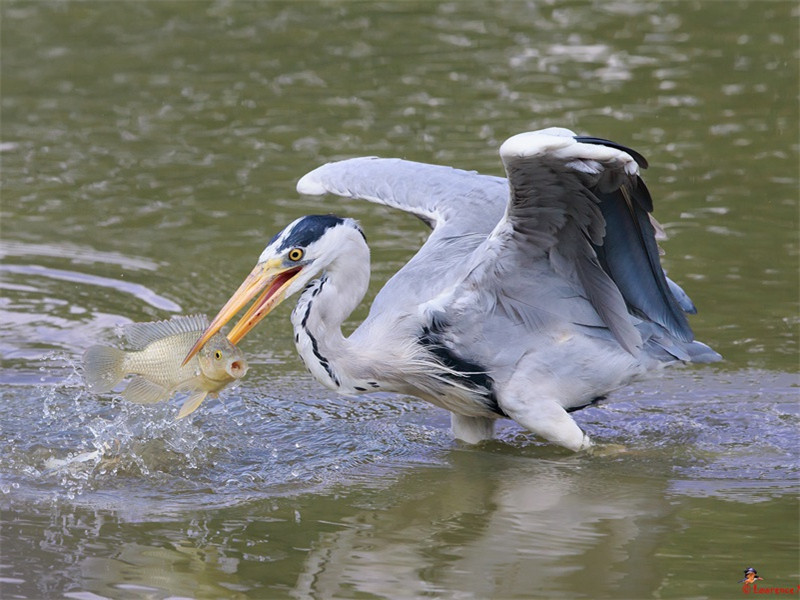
[296,157,383,196]
[500,129,642,178]
[499,128,577,161]
[574,135,649,169]
[296,171,328,196]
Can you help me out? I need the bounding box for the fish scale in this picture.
[123,331,206,388]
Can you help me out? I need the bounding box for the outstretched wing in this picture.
[493,128,692,354]
[297,156,508,238]
[297,157,509,310]
[297,132,696,354]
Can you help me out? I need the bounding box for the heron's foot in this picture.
[501,400,592,452]
[450,413,496,444]
[577,432,594,453]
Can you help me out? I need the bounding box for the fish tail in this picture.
[83,345,127,393]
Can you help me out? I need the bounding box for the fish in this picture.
[83,314,248,418]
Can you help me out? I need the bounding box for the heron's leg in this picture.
[501,399,593,452]
[450,413,495,444]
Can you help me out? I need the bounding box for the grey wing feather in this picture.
[297,157,508,237]
[665,276,697,314]
[297,157,509,312]
[497,128,694,353]
[591,184,693,341]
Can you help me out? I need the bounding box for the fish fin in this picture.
[83,345,127,393]
[124,314,210,350]
[123,376,170,404]
[174,375,205,394]
[176,391,209,419]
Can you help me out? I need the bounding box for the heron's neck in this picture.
[290,249,376,392]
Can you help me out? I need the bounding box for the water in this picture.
[1,1,798,598]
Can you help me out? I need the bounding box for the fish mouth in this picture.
[227,359,248,379]
[182,260,303,366]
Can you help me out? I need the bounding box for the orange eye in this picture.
[288,248,304,262]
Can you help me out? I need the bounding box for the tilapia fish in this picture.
[83,314,248,418]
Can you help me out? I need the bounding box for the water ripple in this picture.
[1,264,181,312]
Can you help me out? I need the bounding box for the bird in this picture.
[184,127,721,451]
[739,568,764,584]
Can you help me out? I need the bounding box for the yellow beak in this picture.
[182,259,303,366]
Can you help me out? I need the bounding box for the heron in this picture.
[184,127,720,451]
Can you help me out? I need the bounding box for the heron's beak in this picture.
[182,259,303,366]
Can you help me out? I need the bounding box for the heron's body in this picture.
[287,217,645,430]
[187,128,720,451]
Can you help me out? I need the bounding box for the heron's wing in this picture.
[488,128,692,354]
[297,157,508,236]
[297,157,509,311]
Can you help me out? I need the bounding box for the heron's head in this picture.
[183,215,365,365]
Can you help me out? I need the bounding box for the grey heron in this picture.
[184,127,720,451]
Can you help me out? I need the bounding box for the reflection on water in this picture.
[292,454,673,599]
[1,0,798,598]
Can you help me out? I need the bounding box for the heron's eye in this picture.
[288,248,304,262]
[214,350,223,360]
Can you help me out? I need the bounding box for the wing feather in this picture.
[593,185,693,340]
[297,130,699,356]
[297,157,507,236]
[297,157,509,313]
[496,128,693,353]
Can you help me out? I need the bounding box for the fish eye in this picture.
[214,350,222,360]
[288,248,304,262]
